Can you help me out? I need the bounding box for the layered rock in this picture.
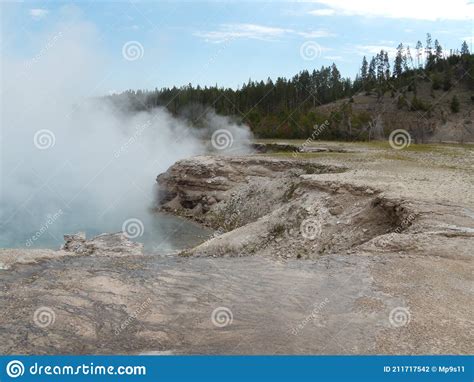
[156,155,343,228]
[155,154,473,260]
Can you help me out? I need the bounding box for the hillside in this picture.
[315,74,474,143]
[108,36,473,143]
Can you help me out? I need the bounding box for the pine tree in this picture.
[415,40,423,68]
[461,40,470,55]
[394,43,404,78]
[384,51,390,80]
[376,51,384,82]
[368,57,376,88]
[360,56,368,81]
[330,63,343,100]
[425,33,434,68]
[360,56,369,91]
[434,39,443,62]
[406,46,413,70]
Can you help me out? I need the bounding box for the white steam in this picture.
[0,16,252,249]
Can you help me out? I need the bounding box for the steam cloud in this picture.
[0,14,252,249]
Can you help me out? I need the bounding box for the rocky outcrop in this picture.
[0,232,143,270]
[156,156,417,259]
[156,154,473,260]
[156,155,344,229]
[62,232,143,256]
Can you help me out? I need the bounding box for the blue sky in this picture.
[2,0,473,94]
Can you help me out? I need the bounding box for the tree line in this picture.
[108,34,473,140]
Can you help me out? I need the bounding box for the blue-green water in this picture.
[0,204,211,253]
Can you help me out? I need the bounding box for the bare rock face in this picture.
[156,155,343,228]
[62,232,88,253]
[156,154,474,261]
[62,232,143,256]
[156,156,412,259]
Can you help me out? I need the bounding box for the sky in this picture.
[1,0,473,94]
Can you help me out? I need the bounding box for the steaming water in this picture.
[0,203,212,252]
[1,17,250,254]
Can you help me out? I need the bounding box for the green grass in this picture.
[262,151,350,160]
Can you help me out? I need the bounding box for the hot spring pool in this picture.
[0,205,212,253]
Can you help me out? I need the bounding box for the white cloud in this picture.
[194,24,291,43]
[29,8,49,20]
[355,45,397,58]
[297,30,335,38]
[309,0,473,20]
[323,55,343,61]
[309,9,336,16]
[195,23,335,43]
